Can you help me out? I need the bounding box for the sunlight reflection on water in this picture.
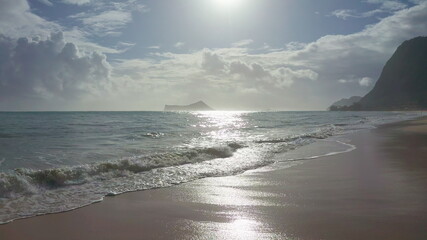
[190,111,252,146]
[174,173,291,240]
[191,111,250,128]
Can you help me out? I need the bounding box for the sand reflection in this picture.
[176,173,289,240]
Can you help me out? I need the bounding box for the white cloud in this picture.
[232,39,254,48]
[365,0,407,10]
[0,32,110,110]
[70,10,132,37]
[38,0,53,6]
[229,62,270,81]
[62,0,91,5]
[331,0,407,19]
[68,1,147,37]
[2,0,427,110]
[229,61,317,88]
[0,0,124,55]
[108,44,320,110]
[367,0,407,8]
[0,0,61,38]
[338,77,374,87]
[117,41,135,48]
[331,9,359,20]
[359,77,373,86]
[201,51,225,74]
[107,2,427,110]
[338,79,351,83]
[62,28,126,54]
[285,41,307,51]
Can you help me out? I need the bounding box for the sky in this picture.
[0,0,427,111]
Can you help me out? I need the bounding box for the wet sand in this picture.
[1,117,427,240]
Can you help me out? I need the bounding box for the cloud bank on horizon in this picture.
[0,0,426,110]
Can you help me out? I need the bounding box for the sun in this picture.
[214,0,242,10]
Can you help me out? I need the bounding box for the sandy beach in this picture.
[1,117,427,240]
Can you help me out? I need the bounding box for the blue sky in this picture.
[0,0,426,110]
[29,0,417,56]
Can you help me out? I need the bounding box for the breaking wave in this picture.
[0,111,422,224]
[0,143,244,198]
[255,125,339,144]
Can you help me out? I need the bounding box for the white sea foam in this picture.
[0,143,244,197]
[285,140,357,162]
[0,111,424,224]
[0,135,316,223]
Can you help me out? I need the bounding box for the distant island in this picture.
[164,101,214,111]
[330,36,427,111]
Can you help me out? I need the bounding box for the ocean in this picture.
[0,111,423,223]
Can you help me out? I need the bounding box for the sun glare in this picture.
[214,0,242,10]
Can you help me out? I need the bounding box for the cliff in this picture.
[359,36,427,110]
[330,36,427,111]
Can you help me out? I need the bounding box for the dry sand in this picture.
[1,118,427,240]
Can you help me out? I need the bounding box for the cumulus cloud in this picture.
[200,49,318,89]
[201,51,225,74]
[0,32,110,109]
[0,0,124,54]
[229,61,317,88]
[229,62,270,82]
[108,45,320,110]
[2,0,427,110]
[108,2,427,110]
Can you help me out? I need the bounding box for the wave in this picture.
[0,111,424,225]
[142,132,165,138]
[0,143,245,198]
[255,125,339,144]
[285,140,357,162]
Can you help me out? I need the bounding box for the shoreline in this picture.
[0,139,357,226]
[1,117,427,239]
